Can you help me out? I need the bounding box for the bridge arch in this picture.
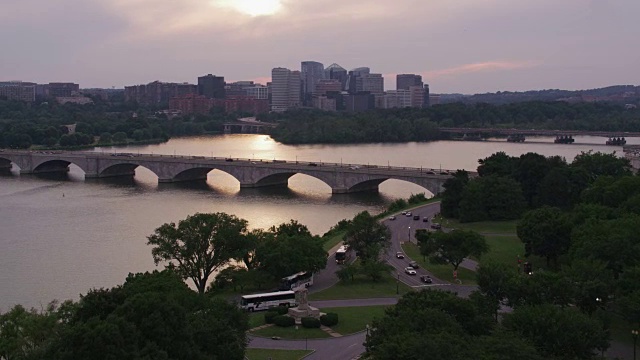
[99,163,160,179]
[0,156,15,171]
[342,175,444,195]
[32,159,89,175]
[171,166,216,182]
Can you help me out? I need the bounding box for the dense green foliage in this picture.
[441,151,631,221]
[0,98,238,149]
[320,313,339,327]
[273,315,295,327]
[266,101,640,144]
[0,271,249,360]
[343,211,391,262]
[365,290,545,360]
[301,317,321,328]
[416,229,488,271]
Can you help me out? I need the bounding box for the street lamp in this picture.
[366,324,370,338]
[408,226,411,242]
[633,329,638,360]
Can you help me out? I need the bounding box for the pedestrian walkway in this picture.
[249,323,273,332]
[320,325,342,337]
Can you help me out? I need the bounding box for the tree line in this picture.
[377,150,640,358]
[0,98,241,149]
[265,101,640,144]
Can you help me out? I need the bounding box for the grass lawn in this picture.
[309,272,412,301]
[402,242,477,285]
[478,235,524,267]
[323,230,346,252]
[245,348,313,360]
[439,219,518,235]
[322,305,388,335]
[251,323,330,339]
[248,312,266,329]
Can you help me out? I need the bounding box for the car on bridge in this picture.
[308,163,318,166]
[404,267,417,275]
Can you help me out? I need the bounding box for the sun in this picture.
[219,0,282,17]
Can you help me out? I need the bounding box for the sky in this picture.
[1,0,638,94]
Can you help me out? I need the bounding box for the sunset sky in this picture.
[1,0,638,93]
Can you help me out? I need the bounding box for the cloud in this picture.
[424,61,540,79]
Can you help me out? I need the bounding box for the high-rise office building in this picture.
[271,67,301,112]
[346,67,370,94]
[301,61,324,95]
[314,79,342,96]
[396,74,423,90]
[324,63,348,91]
[358,73,384,96]
[198,74,226,99]
[0,81,36,102]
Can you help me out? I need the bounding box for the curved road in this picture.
[248,202,478,359]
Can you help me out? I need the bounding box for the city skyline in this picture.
[1,0,639,93]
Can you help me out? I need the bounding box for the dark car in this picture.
[225,158,234,162]
[420,275,433,284]
[413,215,420,220]
[308,163,318,166]
[409,261,419,269]
[422,217,429,222]
[431,223,442,230]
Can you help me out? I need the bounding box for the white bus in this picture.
[279,271,314,291]
[239,290,297,312]
[335,245,349,264]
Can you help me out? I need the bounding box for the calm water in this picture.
[0,134,632,310]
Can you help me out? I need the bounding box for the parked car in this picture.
[413,215,420,220]
[423,217,429,222]
[420,275,433,284]
[404,267,417,275]
[401,211,407,215]
[396,252,405,259]
[431,223,442,230]
[389,216,396,221]
[409,261,419,269]
[406,212,412,217]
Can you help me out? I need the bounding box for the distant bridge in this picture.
[0,150,463,194]
[223,119,277,134]
[439,127,640,143]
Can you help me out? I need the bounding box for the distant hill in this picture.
[439,85,640,105]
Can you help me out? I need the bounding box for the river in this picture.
[0,134,634,310]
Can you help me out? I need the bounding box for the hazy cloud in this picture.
[1,0,638,92]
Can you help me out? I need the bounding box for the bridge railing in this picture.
[4,150,461,175]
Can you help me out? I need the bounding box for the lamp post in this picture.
[366,324,370,339]
[633,329,638,360]
[408,226,411,242]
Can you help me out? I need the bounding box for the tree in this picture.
[572,150,632,181]
[112,131,127,143]
[503,304,609,360]
[561,259,614,314]
[253,221,327,279]
[477,151,515,177]
[476,262,518,320]
[517,207,571,268]
[511,153,564,207]
[536,166,589,209]
[98,132,112,144]
[335,262,360,282]
[343,211,391,262]
[0,303,59,360]
[416,229,488,271]
[365,290,497,360]
[360,260,390,282]
[570,216,640,278]
[458,176,526,222]
[507,271,574,308]
[440,170,469,218]
[147,212,248,294]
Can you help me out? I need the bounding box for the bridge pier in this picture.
[239,180,289,189]
[85,170,136,180]
[331,186,380,194]
[0,159,12,170]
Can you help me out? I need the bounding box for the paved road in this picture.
[248,332,366,360]
[381,202,478,297]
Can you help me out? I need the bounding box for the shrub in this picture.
[408,193,428,204]
[320,313,339,327]
[264,311,279,324]
[301,317,321,328]
[273,315,295,327]
[387,199,408,213]
[275,306,289,315]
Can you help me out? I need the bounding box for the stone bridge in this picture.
[0,150,464,194]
